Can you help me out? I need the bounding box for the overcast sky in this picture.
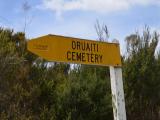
[0,0,160,52]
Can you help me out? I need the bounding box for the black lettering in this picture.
[90,43,93,52]
[82,42,85,51]
[86,53,90,62]
[82,53,86,62]
[93,43,96,52]
[86,43,90,51]
[95,54,99,63]
[99,55,103,63]
[76,52,82,61]
[67,51,71,60]
[72,41,76,50]
[72,52,76,61]
[91,54,94,63]
[77,41,80,50]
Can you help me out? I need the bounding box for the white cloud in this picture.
[41,0,160,14]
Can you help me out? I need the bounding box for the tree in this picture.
[123,27,160,120]
[1,26,160,120]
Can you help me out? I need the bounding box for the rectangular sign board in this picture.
[27,34,121,66]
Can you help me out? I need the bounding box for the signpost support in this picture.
[27,34,127,120]
[109,66,126,120]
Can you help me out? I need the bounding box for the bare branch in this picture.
[95,20,109,42]
[22,1,31,33]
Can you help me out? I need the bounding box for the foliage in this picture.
[0,27,160,120]
[123,27,160,120]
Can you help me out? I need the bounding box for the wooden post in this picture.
[109,66,126,120]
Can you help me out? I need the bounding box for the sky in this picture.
[0,0,160,52]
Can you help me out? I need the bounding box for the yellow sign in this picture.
[27,34,121,66]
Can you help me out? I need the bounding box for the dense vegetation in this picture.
[0,27,160,120]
